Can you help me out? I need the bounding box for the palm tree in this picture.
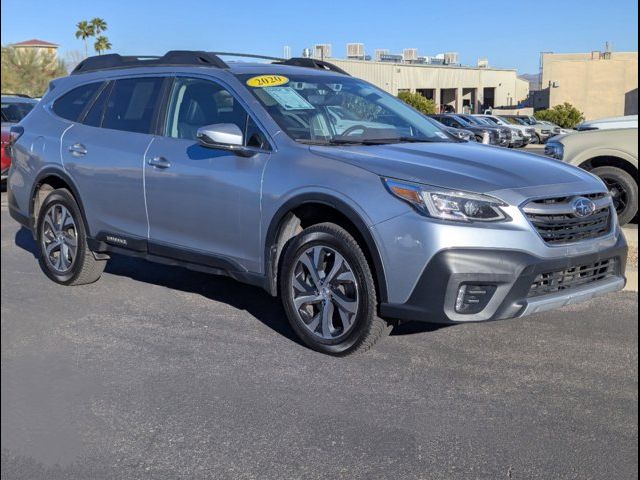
[75,20,94,57]
[94,36,112,55]
[90,18,108,36]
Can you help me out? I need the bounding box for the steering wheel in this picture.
[340,125,370,137]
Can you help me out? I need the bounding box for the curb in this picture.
[624,268,638,292]
[622,227,638,283]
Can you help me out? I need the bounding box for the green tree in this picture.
[90,17,108,36]
[1,46,67,97]
[94,36,112,55]
[535,102,585,129]
[75,20,94,57]
[397,91,437,115]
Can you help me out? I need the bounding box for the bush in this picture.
[397,91,437,115]
[535,102,585,129]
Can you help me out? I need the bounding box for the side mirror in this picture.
[196,123,253,156]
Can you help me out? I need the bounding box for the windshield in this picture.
[1,101,35,123]
[449,115,474,128]
[506,117,527,126]
[485,116,505,125]
[239,74,452,145]
[514,116,535,125]
[468,116,493,126]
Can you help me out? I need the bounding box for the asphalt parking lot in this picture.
[1,193,638,479]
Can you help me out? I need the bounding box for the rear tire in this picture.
[279,223,391,355]
[591,166,638,226]
[36,188,107,285]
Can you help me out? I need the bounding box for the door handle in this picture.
[148,156,171,169]
[68,143,87,156]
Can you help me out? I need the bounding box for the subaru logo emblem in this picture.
[572,197,596,217]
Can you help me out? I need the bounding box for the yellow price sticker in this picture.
[246,75,289,88]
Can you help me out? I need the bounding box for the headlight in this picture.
[544,142,564,159]
[384,179,509,222]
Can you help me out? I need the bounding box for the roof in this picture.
[11,39,59,48]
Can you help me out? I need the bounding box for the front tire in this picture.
[591,166,638,226]
[280,223,391,355]
[36,188,107,285]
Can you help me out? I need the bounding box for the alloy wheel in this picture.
[290,245,359,340]
[41,204,78,273]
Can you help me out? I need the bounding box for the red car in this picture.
[1,95,38,183]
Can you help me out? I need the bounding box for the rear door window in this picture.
[52,82,103,121]
[102,77,164,134]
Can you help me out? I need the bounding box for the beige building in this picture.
[10,39,59,58]
[539,51,638,120]
[328,58,529,113]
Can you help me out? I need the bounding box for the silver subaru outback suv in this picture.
[7,51,628,355]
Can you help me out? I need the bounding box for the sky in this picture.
[1,0,638,74]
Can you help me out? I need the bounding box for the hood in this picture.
[310,141,603,200]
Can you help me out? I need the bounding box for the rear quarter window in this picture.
[52,82,103,121]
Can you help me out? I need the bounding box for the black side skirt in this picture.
[87,232,268,292]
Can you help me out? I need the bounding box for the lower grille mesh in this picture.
[528,259,617,298]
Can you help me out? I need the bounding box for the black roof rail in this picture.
[71,50,228,75]
[70,50,350,76]
[275,57,351,76]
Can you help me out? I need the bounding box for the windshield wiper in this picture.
[297,137,437,146]
[357,137,434,145]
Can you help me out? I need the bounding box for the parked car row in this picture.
[429,113,543,148]
[430,114,512,147]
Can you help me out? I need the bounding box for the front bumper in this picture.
[380,234,628,324]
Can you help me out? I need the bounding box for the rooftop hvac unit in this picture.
[313,44,332,59]
[477,58,489,68]
[403,48,418,61]
[347,43,365,58]
[443,52,459,65]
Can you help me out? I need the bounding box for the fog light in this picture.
[455,284,497,314]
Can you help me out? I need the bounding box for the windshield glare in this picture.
[240,74,451,145]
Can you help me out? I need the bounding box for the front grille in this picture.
[523,193,612,245]
[528,258,617,297]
